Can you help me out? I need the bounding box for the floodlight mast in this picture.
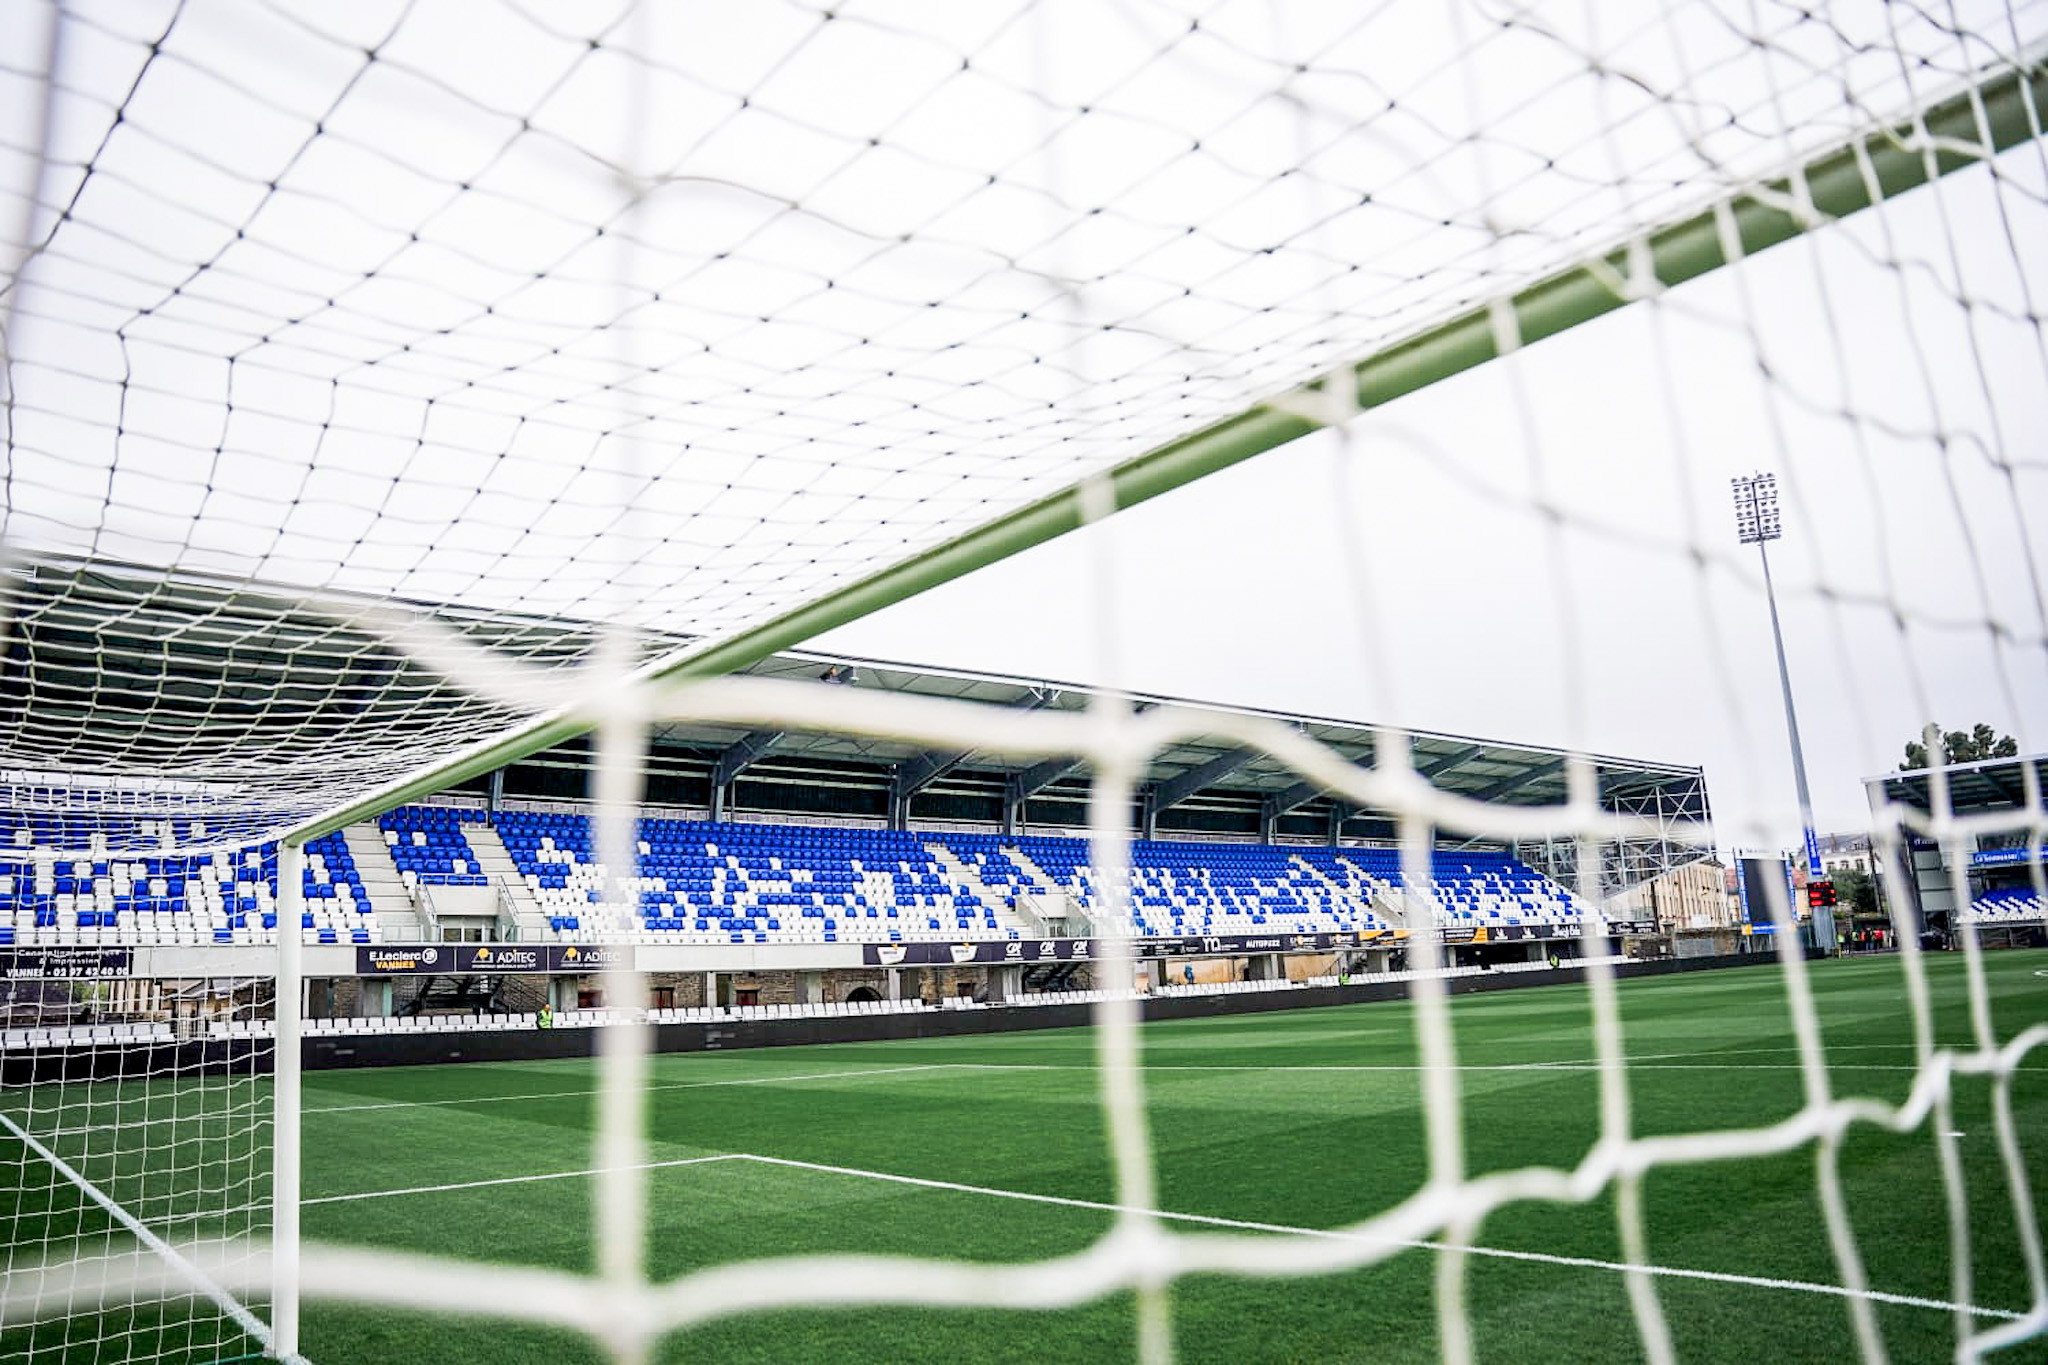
[1732,472,1823,878]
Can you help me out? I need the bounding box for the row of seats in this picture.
[0,1021,177,1050]
[5,924,390,949]
[1297,954,1626,987]
[1006,987,1144,1008]
[1962,886,2047,923]
[1153,977,1301,997]
[994,836,1593,941]
[187,998,939,1040]
[2,816,272,857]
[664,998,929,1022]
[1296,846,1588,930]
[3,953,1595,1050]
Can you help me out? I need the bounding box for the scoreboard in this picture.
[1735,853,1795,934]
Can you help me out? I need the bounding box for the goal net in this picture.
[1,975,275,1363]
[2,0,2045,1361]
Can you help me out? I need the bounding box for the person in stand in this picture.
[1548,951,1562,970]
[537,1002,554,1030]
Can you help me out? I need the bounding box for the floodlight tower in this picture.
[1732,472,1824,880]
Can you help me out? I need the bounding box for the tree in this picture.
[1901,722,2020,770]
[1832,865,1881,919]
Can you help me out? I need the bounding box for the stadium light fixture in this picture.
[1731,472,1823,878]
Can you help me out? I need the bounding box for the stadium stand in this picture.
[978,835,1376,938]
[990,836,1591,941]
[2,804,1599,948]
[0,818,372,947]
[379,806,490,889]
[495,813,1015,944]
[1962,885,2048,924]
[1298,847,1592,934]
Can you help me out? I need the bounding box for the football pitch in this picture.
[8,951,2048,1363]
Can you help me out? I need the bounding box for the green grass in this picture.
[7,951,2048,1363]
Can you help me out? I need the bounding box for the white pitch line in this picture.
[297,1044,2003,1119]
[294,1147,2026,1323]
[302,1154,744,1205]
[726,1153,2027,1323]
[1529,1042,2004,1066]
[290,1041,2021,1123]
[303,1064,964,1115]
[300,1059,1934,1120]
[954,1061,1930,1074]
[1631,1045,1935,1066]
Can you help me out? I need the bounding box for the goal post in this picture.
[269,841,303,1365]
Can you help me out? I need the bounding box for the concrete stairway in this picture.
[1003,845,1096,933]
[1375,883,1427,924]
[1004,845,1064,898]
[1289,854,1374,917]
[341,822,424,940]
[926,843,1044,937]
[467,822,549,940]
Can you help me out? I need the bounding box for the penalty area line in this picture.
[293,1147,2025,1323]
[303,1063,966,1115]
[953,1060,1931,1074]
[728,1152,2026,1323]
[302,1153,745,1205]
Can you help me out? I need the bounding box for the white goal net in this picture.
[1,985,275,1362]
[2,0,2045,1362]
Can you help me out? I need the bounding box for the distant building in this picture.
[1817,831,1879,881]
[1608,858,1734,930]
[1865,752,2048,937]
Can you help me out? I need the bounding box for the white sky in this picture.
[3,0,2045,849]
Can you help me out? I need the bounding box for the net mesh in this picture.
[0,978,274,1363]
[2,0,2043,841]
[2,1,2047,1362]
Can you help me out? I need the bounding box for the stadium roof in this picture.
[719,648,1709,828]
[1868,754,2048,818]
[1,552,1708,848]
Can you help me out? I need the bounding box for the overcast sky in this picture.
[3,0,2044,853]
